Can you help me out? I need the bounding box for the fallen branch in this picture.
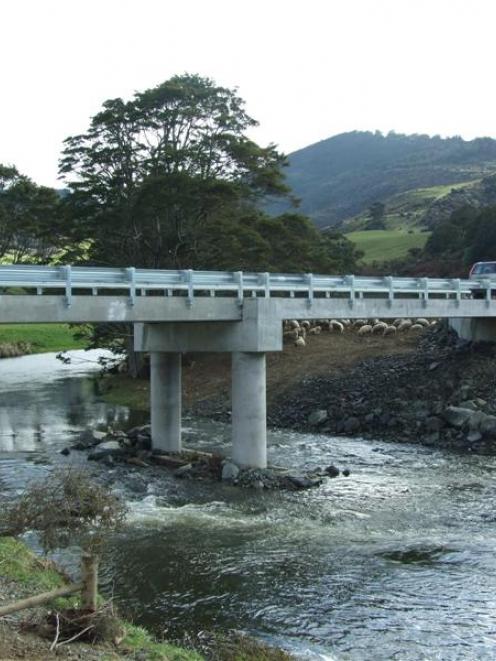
[0,582,83,617]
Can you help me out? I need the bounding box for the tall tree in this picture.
[60,74,289,268]
[0,165,62,263]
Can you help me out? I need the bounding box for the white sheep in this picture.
[357,324,373,336]
[294,336,306,347]
[392,318,403,327]
[309,326,322,335]
[289,320,300,330]
[415,318,430,327]
[301,320,311,330]
[410,323,424,331]
[330,320,344,333]
[398,320,412,332]
[372,322,388,334]
[383,325,397,336]
[283,329,299,342]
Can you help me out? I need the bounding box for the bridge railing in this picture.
[0,264,491,303]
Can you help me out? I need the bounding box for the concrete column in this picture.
[231,352,267,468]
[150,352,182,452]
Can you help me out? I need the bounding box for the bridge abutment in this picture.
[150,352,182,452]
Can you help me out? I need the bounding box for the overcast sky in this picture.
[2,0,495,187]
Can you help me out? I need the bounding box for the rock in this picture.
[88,447,128,461]
[308,410,328,426]
[60,447,70,456]
[480,415,496,437]
[325,465,340,478]
[342,469,351,477]
[98,440,122,451]
[343,416,360,433]
[467,431,482,443]
[222,461,240,481]
[126,424,151,440]
[442,406,474,428]
[287,475,322,489]
[72,428,107,450]
[252,480,265,490]
[364,413,375,425]
[425,416,442,432]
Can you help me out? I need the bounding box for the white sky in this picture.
[2,0,496,187]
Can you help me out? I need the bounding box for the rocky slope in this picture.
[269,324,496,454]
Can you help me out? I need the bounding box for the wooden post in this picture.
[81,552,99,612]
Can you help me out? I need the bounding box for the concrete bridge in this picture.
[1,264,496,468]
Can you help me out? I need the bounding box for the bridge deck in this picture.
[0,265,494,323]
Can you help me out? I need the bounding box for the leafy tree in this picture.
[59,74,289,269]
[365,201,386,230]
[0,164,62,263]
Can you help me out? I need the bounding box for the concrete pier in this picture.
[150,352,182,452]
[231,352,267,468]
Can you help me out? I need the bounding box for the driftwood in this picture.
[0,582,83,617]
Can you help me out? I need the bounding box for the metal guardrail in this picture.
[0,264,492,307]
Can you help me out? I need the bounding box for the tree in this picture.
[365,201,386,230]
[0,164,63,263]
[59,73,289,269]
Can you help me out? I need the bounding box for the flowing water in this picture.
[1,351,496,660]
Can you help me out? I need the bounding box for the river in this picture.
[1,350,496,660]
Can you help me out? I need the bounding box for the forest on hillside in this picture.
[273,131,496,227]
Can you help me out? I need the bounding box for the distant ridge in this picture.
[275,131,496,227]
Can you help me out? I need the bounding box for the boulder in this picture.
[222,461,240,481]
[98,440,122,451]
[73,428,107,450]
[308,410,328,426]
[480,415,496,437]
[425,416,442,432]
[343,416,360,433]
[442,406,474,428]
[325,465,340,478]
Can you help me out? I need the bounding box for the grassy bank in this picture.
[0,537,202,659]
[0,324,85,355]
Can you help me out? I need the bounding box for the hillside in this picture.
[274,131,496,228]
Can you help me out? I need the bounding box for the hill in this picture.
[275,131,496,228]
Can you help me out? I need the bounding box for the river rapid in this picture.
[1,351,496,660]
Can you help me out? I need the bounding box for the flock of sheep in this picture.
[283,317,436,347]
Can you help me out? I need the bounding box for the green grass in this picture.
[343,178,480,232]
[0,323,85,354]
[0,537,203,659]
[346,229,430,264]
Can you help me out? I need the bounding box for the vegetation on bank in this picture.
[346,229,430,263]
[0,537,202,659]
[0,324,85,356]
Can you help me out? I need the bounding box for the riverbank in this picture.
[0,537,201,659]
[0,537,292,660]
[102,324,496,454]
[0,324,85,357]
